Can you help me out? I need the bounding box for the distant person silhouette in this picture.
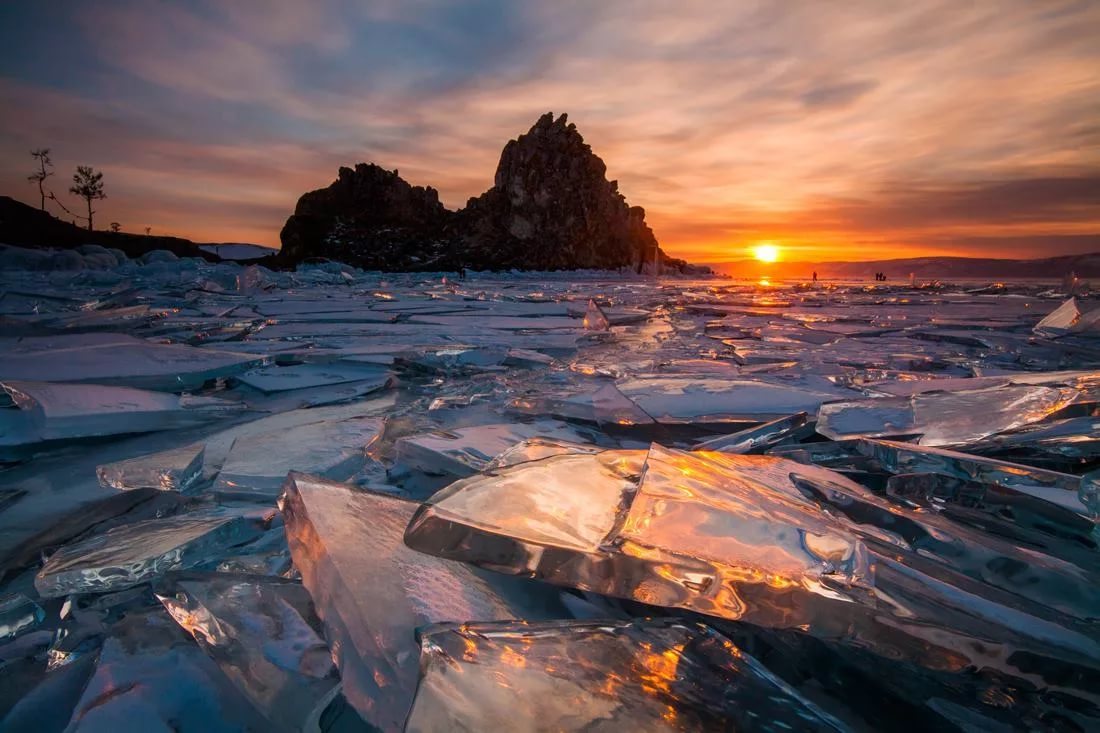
[812,271,818,282]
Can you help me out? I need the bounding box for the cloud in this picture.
[0,0,1097,255]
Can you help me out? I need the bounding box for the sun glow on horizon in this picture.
[752,243,780,263]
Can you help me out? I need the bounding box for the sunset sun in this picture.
[752,243,780,263]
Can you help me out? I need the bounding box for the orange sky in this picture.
[1,1,1098,263]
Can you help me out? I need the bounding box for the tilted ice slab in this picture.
[279,473,568,731]
[693,412,812,453]
[817,384,1077,446]
[407,619,846,732]
[856,438,1095,515]
[2,380,241,443]
[157,574,345,731]
[508,382,656,425]
[96,442,206,492]
[35,511,265,598]
[0,333,264,391]
[616,377,842,422]
[61,612,271,732]
[213,416,383,499]
[405,445,876,629]
[395,420,597,477]
[234,362,392,393]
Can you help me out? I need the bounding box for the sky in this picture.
[1,0,1098,264]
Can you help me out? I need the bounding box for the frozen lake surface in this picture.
[1,257,1098,731]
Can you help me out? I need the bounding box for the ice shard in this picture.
[279,472,569,730]
[582,298,610,331]
[61,610,271,732]
[856,438,1094,515]
[394,421,596,477]
[508,382,655,425]
[693,412,812,453]
[406,619,846,732]
[157,574,350,731]
[214,416,382,499]
[234,362,391,393]
[1034,298,1081,337]
[0,333,264,391]
[484,436,606,470]
[2,380,241,443]
[405,445,877,630]
[817,384,1076,447]
[0,593,44,640]
[35,512,265,598]
[617,377,840,422]
[96,442,206,492]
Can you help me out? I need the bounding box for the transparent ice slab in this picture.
[0,333,264,391]
[856,438,1094,515]
[616,377,841,422]
[508,383,656,426]
[406,619,846,732]
[817,384,1076,446]
[35,512,265,598]
[1034,298,1081,337]
[395,421,596,477]
[2,380,241,442]
[96,442,206,492]
[0,593,44,640]
[693,412,812,453]
[62,611,271,732]
[279,472,569,731]
[582,298,610,331]
[234,362,392,393]
[157,574,350,731]
[405,445,877,629]
[213,416,383,499]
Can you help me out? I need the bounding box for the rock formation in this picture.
[279,113,689,272]
[280,163,456,270]
[0,195,222,262]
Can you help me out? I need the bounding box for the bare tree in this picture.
[28,149,54,210]
[69,166,106,231]
[109,222,121,233]
[144,226,152,236]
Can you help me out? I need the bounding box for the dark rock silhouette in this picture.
[280,163,455,270]
[0,195,274,263]
[280,113,686,272]
[0,196,218,261]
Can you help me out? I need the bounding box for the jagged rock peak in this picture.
[279,113,686,272]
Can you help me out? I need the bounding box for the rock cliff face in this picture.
[280,163,456,270]
[279,114,685,272]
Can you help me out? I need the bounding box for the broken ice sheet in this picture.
[817,383,1076,447]
[582,298,610,331]
[2,380,241,443]
[0,593,44,640]
[693,412,812,453]
[395,420,597,478]
[1034,298,1082,338]
[0,332,264,391]
[157,574,349,731]
[61,609,271,732]
[213,416,382,499]
[234,361,391,393]
[857,438,1095,515]
[616,376,841,423]
[406,619,845,733]
[96,442,205,492]
[405,445,878,632]
[508,382,655,425]
[35,511,265,598]
[279,472,569,731]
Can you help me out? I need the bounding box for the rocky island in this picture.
[280,113,695,272]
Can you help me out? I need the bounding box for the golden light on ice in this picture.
[752,243,780,262]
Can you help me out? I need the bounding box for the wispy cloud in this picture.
[0,0,1097,257]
